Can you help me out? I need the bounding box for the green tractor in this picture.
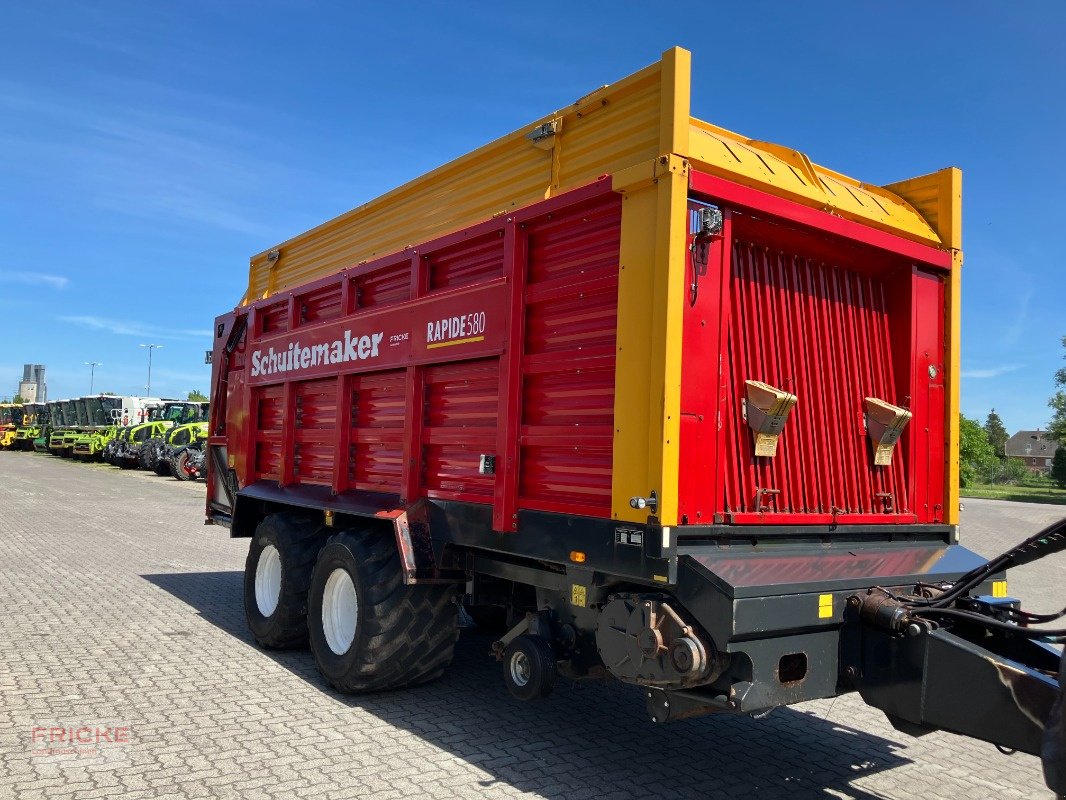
[168,423,209,481]
[113,400,200,470]
[154,413,209,479]
[102,397,165,465]
[72,396,124,461]
[0,402,24,449]
[35,400,62,453]
[146,403,209,475]
[140,402,208,472]
[14,402,45,450]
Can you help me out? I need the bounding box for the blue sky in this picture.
[1,2,1062,431]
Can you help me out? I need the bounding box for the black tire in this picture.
[171,450,197,481]
[138,440,158,470]
[153,456,172,476]
[502,634,556,701]
[118,458,136,469]
[243,514,324,649]
[307,529,458,693]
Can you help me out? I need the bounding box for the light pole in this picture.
[140,344,162,396]
[84,361,101,394]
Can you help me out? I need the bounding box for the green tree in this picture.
[959,413,996,487]
[187,389,208,402]
[1049,335,1066,441]
[998,457,1029,486]
[11,394,25,404]
[983,409,1008,458]
[1052,447,1066,489]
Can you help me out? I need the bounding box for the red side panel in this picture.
[518,195,621,518]
[293,377,336,486]
[252,385,283,481]
[225,180,620,530]
[349,369,406,492]
[422,359,499,502]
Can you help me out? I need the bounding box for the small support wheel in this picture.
[502,634,556,701]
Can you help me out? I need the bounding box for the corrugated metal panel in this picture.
[259,300,289,335]
[245,60,665,302]
[293,378,336,486]
[296,284,343,326]
[422,359,498,501]
[252,386,283,481]
[518,195,621,515]
[429,232,504,291]
[349,370,405,492]
[721,236,909,519]
[352,264,411,310]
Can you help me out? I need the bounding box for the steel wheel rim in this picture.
[509,650,531,687]
[322,567,358,655]
[254,544,282,617]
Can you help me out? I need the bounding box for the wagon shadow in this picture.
[144,570,913,799]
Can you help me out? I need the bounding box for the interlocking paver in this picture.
[0,451,1058,798]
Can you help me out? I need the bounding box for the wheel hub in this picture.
[322,567,359,656]
[509,650,531,687]
[254,545,282,617]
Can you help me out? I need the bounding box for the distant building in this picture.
[1004,429,1059,474]
[17,363,46,403]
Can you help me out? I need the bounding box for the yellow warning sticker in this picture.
[992,580,1008,598]
[571,584,587,608]
[818,593,834,619]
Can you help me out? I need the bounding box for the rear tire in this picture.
[172,450,197,481]
[243,514,324,649]
[307,529,458,693]
[153,457,172,476]
[138,440,158,470]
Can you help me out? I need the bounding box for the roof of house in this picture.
[1004,430,1060,459]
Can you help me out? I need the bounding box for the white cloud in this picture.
[58,315,210,341]
[961,364,1024,379]
[0,271,69,289]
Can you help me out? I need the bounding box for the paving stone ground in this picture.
[1,451,1062,799]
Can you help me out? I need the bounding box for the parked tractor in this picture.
[102,397,164,465]
[167,423,208,481]
[138,402,207,471]
[0,403,24,449]
[112,400,196,469]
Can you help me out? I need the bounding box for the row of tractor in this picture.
[1,396,209,481]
